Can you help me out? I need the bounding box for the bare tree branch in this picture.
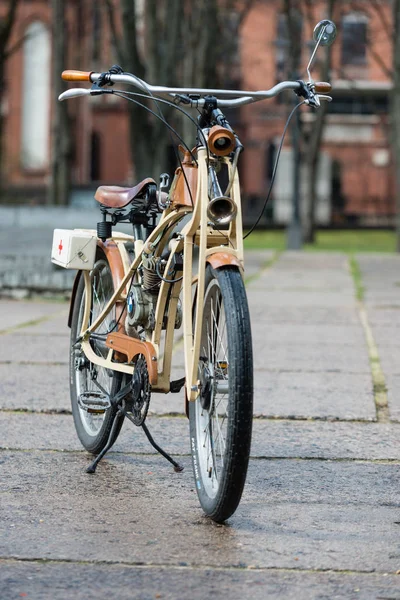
[367,37,393,78]
[0,0,19,55]
[391,0,400,250]
[104,0,125,64]
[350,0,393,78]
[370,0,392,40]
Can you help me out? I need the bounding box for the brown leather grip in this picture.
[314,81,332,93]
[62,70,93,82]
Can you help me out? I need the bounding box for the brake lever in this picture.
[317,94,332,102]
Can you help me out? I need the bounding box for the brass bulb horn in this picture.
[207,167,237,226]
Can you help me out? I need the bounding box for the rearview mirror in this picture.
[313,20,337,47]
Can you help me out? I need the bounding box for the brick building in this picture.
[1,0,395,225]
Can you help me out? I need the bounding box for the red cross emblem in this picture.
[58,240,63,255]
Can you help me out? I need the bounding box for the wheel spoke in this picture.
[73,258,117,437]
[194,276,231,496]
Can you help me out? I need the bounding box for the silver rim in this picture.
[195,278,229,498]
[74,259,116,437]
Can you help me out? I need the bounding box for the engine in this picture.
[125,254,182,336]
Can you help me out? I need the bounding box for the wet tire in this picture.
[189,265,253,522]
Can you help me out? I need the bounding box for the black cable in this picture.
[243,100,305,240]
[113,90,209,162]
[155,259,183,284]
[112,91,195,162]
[117,73,210,208]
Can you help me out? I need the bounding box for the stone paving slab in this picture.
[1,452,399,573]
[0,301,66,332]
[2,561,400,600]
[357,254,400,286]
[176,327,369,373]
[364,307,400,327]
[254,371,376,420]
[0,360,185,414]
[369,326,400,347]
[0,334,69,364]
[373,346,400,376]
[249,304,361,325]
[251,322,366,346]
[3,250,400,598]
[247,265,353,287]
[247,289,356,308]
[386,374,400,422]
[1,414,400,460]
[249,277,353,292]
[243,249,275,279]
[15,314,70,336]
[357,256,400,407]
[0,362,375,419]
[253,342,370,373]
[0,364,70,412]
[274,252,350,270]
[363,290,400,305]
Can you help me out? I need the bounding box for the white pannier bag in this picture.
[51,229,97,270]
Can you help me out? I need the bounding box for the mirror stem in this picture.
[306,24,327,82]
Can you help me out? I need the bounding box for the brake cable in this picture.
[243,99,305,240]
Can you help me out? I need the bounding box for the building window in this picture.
[21,21,51,170]
[341,13,368,66]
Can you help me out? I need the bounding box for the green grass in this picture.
[348,255,364,301]
[243,229,397,253]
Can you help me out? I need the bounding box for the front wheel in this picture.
[189,265,253,522]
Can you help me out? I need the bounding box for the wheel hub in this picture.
[199,357,214,410]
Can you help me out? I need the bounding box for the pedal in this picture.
[78,391,111,414]
[169,377,185,393]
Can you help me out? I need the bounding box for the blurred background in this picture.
[0,0,399,254]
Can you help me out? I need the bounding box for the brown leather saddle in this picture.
[94,177,156,209]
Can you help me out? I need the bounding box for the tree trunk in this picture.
[48,0,71,205]
[284,0,303,248]
[303,0,334,244]
[0,0,20,198]
[105,0,250,183]
[0,62,6,196]
[392,0,400,252]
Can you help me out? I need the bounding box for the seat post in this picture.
[97,207,113,241]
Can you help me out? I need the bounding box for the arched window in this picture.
[21,21,51,170]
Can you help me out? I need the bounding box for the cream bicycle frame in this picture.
[77,146,244,403]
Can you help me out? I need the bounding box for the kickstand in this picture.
[142,421,184,472]
[122,410,184,472]
[86,409,124,474]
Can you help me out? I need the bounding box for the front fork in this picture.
[181,148,244,402]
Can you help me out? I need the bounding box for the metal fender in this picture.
[67,239,126,330]
[206,251,242,270]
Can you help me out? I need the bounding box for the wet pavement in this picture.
[1,250,400,599]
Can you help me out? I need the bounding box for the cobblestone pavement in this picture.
[1,250,400,599]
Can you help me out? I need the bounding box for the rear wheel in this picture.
[189,265,253,522]
[70,249,124,454]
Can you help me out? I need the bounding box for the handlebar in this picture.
[60,71,302,107]
[59,70,332,108]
